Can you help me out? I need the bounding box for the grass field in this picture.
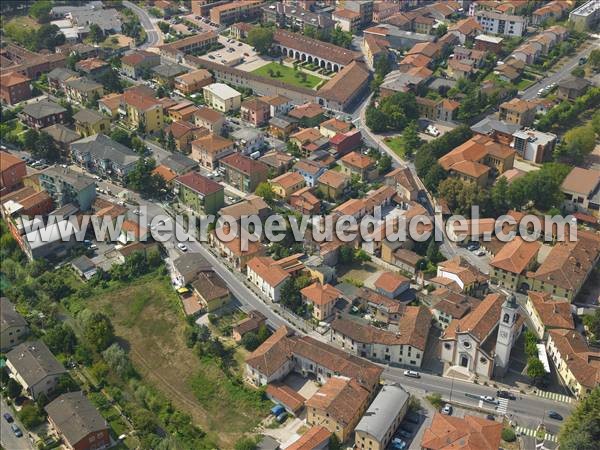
[5,15,40,32]
[88,275,267,447]
[384,136,408,158]
[252,62,322,89]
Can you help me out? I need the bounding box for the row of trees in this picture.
[4,22,65,52]
[366,92,420,133]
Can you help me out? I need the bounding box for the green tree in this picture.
[248,26,274,54]
[100,68,124,93]
[126,158,166,198]
[110,128,132,147]
[157,21,171,34]
[501,428,516,442]
[559,387,600,450]
[255,182,274,203]
[592,110,600,135]
[583,309,600,344]
[43,323,77,355]
[33,132,60,162]
[330,27,352,48]
[490,175,510,215]
[29,0,52,23]
[81,311,115,352]
[329,434,342,450]
[434,23,448,37]
[374,56,392,78]
[402,121,422,156]
[102,343,134,378]
[18,404,45,428]
[88,23,104,43]
[426,392,443,409]
[166,131,177,152]
[557,124,596,164]
[365,105,389,133]
[33,24,66,51]
[526,356,545,383]
[571,66,585,78]
[588,49,600,71]
[23,129,39,151]
[7,378,22,398]
[241,332,261,351]
[377,153,392,174]
[234,436,258,450]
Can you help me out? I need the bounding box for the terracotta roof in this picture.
[320,117,351,134]
[531,234,600,292]
[191,133,233,153]
[273,29,360,66]
[406,41,441,58]
[122,88,161,111]
[399,53,432,69]
[75,57,107,72]
[393,248,422,267]
[194,106,224,124]
[286,426,331,450]
[442,293,504,342]
[0,151,24,172]
[448,58,474,73]
[439,135,489,170]
[528,291,574,330]
[548,329,600,390]
[260,94,290,107]
[166,120,207,140]
[358,287,405,315]
[288,102,324,119]
[305,376,368,426]
[421,413,502,450]
[175,172,222,195]
[490,237,541,274]
[431,289,479,320]
[192,271,229,301]
[220,153,267,175]
[341,151,374,170]
[301,282,341,307]
[333,8,361,19]
[318,169,349,189]
[374,271,410,293]
[121,50,157,67]
[0,71,30,86]
[152,165,177,183]
[500,98,537,113]
[245,326,294,377]
[438,257,488,286]
[98,92,122,110]
[219,195,270,220]
[175,68,212,86]
[247,256,290,288]
[271,171,304,190]
[449,17,482,36]
[319,61,370,105]
[265,383,305,413]
[561,167,600,196]
[291,127,322,144]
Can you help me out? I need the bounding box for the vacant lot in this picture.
[89,275,268,447]
[384,136,408,158]
[5,15,40,32]
[252,62,322,89]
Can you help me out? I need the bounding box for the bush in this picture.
[18,403,45,428]
[502,427,516,442]
[426,392,443,409]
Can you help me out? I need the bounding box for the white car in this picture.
[177,243,188,252]
[481,395,498,404]
[404,370,421,378]
[475,250,486,257]
[441,404,453,415]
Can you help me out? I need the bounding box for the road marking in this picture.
[497,398,509,414]
[515,426,558,443]
[533,390,572,403]
[478,399,484,408]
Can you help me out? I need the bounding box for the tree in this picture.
[583,309,600,344]
[110,128,132,147]
[29,0,52,23]
[32,24,65,51]
[571,66,585,78]
[374,56,392,78]
[426,392,443,409]
[88,23,104,43]
[402,121,422,155]
[330,27,352,48]
[23,129,39,151]
[526,356,545,383]
[234,436,258,450]
[81,311,115,352]
[434,23,448,37]
[377,154,392,174]
[241,332,261,351]
[166,131,177,152]
[365,105,389,133]
[255,182,274,203]
[501,428,516,442]
[126,158,167,198]
[100,68,123,93]
[18,404,45,428]
[592,110,600,135]
[7,378,22,399]
[31,132,60,162]
[490,176,510,215]
[339,245,354,264]
[156,85,167,98]
[557,124,596,164]
[102,343,134,378]
[329,434,342,450]
[248,26,274,54]
[559,387,600,450]
[588,49,600,71]
[43,323,77,355]
[157,21,171,34]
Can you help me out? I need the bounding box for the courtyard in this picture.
[252,62,324,89]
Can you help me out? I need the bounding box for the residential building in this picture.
[209,1,263,26]
[241,97,270,127]
[259,149,294,175]
[220,153,269,193]
[232,310,267,342]
[286,426,331,450]
[305,376,369,442]
[121,87,164,133]
[168,101,200,122]
[317,170,349,201]
[471,117,520,145]
[561,167,600,218]
[172,252,212,286]
[42,124,80,150]
[421,414,503,450]
[0,297,28,352]
[355,384,409,450]
[22,100,67,130]
[490,237,541,291]
[45,392,110,450]
[0,71,31,105]
[203,82,242,112]
[98,92,122,117]
[448,17,483,44]
[293,159,327,188]
[0,151,27,194]
[499,98,537,127]
[384,167,419,202]
[270,171,306,200]
[6,340,67,399]
[247,256,291,302]
[71,134,139,179]
[245,326,383,392]
[288,103,326,127]
[332,8,362,32]
[64,77,104,105]
[262,3,335,33]
[39,166,96,210]
[174,171,224,215]
[193,107,225,134]
[331,307,431,368]
[546,329,600,398]
[339,152,377,182]
[512,129,557,163]
[382,247,422,275]
[174,69,213,95]
[440,293,523,379]
[427,289,479,330]
[525,291,574,339]
[373,272,410,299]
[339,0,374,28]
[75,58,109,80]
[161,152,198,175]
[474,34,504,54]
[210,225,266,270]
[73,108,110,137]
[191,133,235,170]
[47,67,78,93]
[436,257,488,297]
[475,10,526,36]
[301,282,341,321]
[569,0,600,31]
[192,271,231,312]
[556,76,591,101]
[532,0,569,25]
[159,31,219,61]
[1,187,53,218]
[120,50,161,79]
[165,120,209,153]
[268,115,298,139]
[152,63,189,87]
[290,186,321,215]
[230,127,265,155]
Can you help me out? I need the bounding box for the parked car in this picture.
[3,413,13,423]
[480,395,498,404]
[11,424,22,437]
[403,370,420,378]
[177,243,188,252]
[399,424,415,434]
[441,404,453,415]
[467,242,480,251]
[397,429,412,439]
[548,411,563,421]
[391,438,407,450]
[276,412,287,423]
[405,413,420,425]
[497,390,516,400]
[474,249,486,257]
[486,414,495,421]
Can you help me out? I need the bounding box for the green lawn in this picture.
[384,136,408,158]
[516,77,536,90]
[252,62,322,89]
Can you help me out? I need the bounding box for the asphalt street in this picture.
[0,398,35,450]
[123,0,161,49]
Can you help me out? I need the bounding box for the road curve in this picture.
[122,0,161,49]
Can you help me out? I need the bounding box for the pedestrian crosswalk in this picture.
[534,389,573,403]
[515,426,558,442]
[497,398,509,414]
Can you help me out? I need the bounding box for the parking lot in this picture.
[200,35,268,71]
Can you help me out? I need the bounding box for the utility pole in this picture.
[449,376,454,402]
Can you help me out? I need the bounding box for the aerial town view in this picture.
[1,0,600,449]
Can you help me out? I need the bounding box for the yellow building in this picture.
[301,282,341,321]
[525,291,574,339]
[122,89,164,133]
[305,376,369,443]
[191,271,230,313]
[73,108,110,137]
[202,83,242,112]
[270,171,305,200]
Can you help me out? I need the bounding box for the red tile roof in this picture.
[175,172,222,195]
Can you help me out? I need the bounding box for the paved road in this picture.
[1,398,35,450]
[123,0,161,49]
[521,36,598,100]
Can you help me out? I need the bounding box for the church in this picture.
[440,293,524,380]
